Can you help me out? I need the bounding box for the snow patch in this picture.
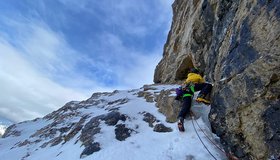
[0,125,7,137]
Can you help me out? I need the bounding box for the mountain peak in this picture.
[0,84,224,160]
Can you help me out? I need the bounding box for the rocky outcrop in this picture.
[114,124,134,141]
[154,0,280,159]
[141,111,173,132]
[2,86,185,160]
[153,123,173,133]
[142,112,159,127]
[79,111,128,158]
[137,84,182,123]
[154,89,181,123]
[2,124,21,138]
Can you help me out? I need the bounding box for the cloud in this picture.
[0,21,118,122]
[85,32,162,88]
[1,18,113,89]
[104,0,174,38]
[0,37,89,122]
[0,32,159,122]
[120,53,162,88]
[57,0,174,38]
[0,0,174,122]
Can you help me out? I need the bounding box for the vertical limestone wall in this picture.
[154,0,280,159]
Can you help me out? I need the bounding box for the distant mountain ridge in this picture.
[0,84,225,160]
[0,116,14,125]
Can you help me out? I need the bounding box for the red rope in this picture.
[191,116,218,160]
[193,118,226,153]
[193,116,239,160]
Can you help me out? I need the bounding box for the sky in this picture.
[0,0,174,122]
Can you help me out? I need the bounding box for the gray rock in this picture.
[107,98,129,106]
[185,155,195,160]
[80,142,101,158]
[114,124,133,141]
[101,111,126,126]
[63,115,88,143]
[2,124,21,138]
[78,111,127,158]
[18,140,31,147]
[80,116,101,147]
[153,124,173,133]
[142,112,158,127]
[78,116,102,158]
[137,91,154,103]
[262,101,280,159]
[154,0,280,159]
[155,89,181,123]
[40,136,63,148]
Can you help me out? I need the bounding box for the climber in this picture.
[175,68,212,132]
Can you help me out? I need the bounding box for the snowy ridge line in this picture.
[0,84,225,160]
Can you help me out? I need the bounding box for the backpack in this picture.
[176,87,184,97]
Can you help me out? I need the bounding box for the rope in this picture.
[193,118,225,153]
[191,116,218,160]
[192,115,239,160]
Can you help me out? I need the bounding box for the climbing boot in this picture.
[177,117,185,132]
[196,93,211,105]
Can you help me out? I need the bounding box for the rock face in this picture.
[154,89,182,123]
[154,0,280,159]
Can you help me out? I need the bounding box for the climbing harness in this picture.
[191,114,239,160]
[182,84,195,98]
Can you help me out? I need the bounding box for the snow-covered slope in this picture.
[0,84,226,160]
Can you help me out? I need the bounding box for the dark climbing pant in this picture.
[178,96,192,119]
[177,83,212,119]
[194,83,212,96]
